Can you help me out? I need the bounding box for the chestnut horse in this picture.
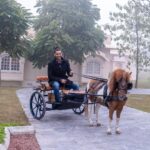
[85,69,132,134]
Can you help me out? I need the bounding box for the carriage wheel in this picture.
[72,93,88,115]
[72,104,85,115]
[30,91,46,120]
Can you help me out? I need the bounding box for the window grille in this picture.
[1,56,20,71]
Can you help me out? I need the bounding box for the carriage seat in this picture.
[36,76,51,91]
[36,76,48,82]
[36,76,66,91]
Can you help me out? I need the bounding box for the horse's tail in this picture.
[84,87,89,118]
[84,103,89,118]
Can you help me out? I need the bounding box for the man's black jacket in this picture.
[48,58,72,83]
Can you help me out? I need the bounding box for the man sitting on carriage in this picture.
[48,47,79,104]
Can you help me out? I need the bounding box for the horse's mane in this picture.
[108,69,130,93]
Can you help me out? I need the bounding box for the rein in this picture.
[74,73,108,82]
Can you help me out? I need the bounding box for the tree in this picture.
[105,0,150,88]
[28,0,104,68]
[0,0,31,57]
[0,0,31,86]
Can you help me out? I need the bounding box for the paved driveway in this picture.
[128,88,150,95]
[17,88,150,150]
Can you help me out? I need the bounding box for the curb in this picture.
[0,127,10,150]
[0,125,35,150]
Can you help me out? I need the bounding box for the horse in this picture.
[85,68,132,134]
[85,79,106,126]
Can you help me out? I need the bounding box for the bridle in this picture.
[115,74,128,101]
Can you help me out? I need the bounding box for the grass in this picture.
[127,94,150,113]
[0,87,29,143]
[0,123,19,143]
[132,79,150,89]
[138,79,150,89]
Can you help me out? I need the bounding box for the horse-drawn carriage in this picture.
[30,69,133,134]
[30,76,88,120]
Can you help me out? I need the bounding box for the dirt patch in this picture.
[8,134,40,150]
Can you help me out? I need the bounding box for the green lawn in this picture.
[132,76,150,89]
[0,123,19,143]
[0,87,29,143]
[127,94,150,112]
[138,79,150,89]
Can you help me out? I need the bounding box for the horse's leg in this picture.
[96,103,101,126]
[84,103,88,119]
[107,107,114,134]
[115,102,125,134]
[88,101,94,126]
[107,102,117,134]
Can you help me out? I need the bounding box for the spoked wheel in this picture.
[72,93,88,115]
[30,91,46,120]
[72,104,85,115]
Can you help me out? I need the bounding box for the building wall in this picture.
[0,53,25,86]
[69,61,82,84]
[22,60,47,87]
[1,47,137,87]
[81,50,112,83]
[20,48,121,85]
[22,60,81,87]
[22,55,114,86]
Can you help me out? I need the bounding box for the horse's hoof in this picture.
[107,129,112,135]
[96,123,101,127]
[116,130,121,134]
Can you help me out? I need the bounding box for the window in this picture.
[1,56,10,70]
[1,56,20,71]
[11,58,20,71]
[86,61,100,75]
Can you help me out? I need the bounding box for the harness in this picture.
[88,81,105,92]
[106,74,128,102]
[87,81,106,113]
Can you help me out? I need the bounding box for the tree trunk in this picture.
[135,11,139,88]
[0,68,1,87]
[135,54,139,88]
[0,53,1,87]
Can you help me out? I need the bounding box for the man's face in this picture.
[54,50,62,60]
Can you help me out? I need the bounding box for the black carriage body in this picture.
[30,89,86,120]
[55,93,85,110]
[29,76,88,120]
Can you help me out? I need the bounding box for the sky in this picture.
[16,0,128,24]
[92,0,127,24]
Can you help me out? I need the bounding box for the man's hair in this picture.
[53,47,61,53]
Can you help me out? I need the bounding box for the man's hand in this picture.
[60,79,67,84]
[69,71,73,77]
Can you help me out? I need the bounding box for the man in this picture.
[48,47,79,104]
